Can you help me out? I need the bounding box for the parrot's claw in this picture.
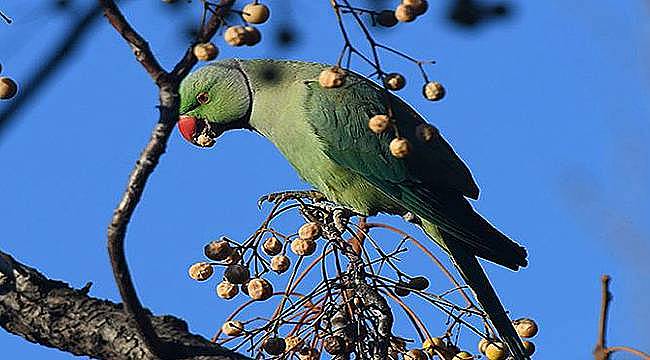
[257,190,327,208]
[402,212,421,225]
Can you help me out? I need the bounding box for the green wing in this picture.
[301,73,527,270]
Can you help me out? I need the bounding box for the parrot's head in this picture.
[177,61,252,147]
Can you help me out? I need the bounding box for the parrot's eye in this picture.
[196,92,210,105]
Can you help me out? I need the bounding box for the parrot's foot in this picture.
[301,202,363,234]
[402,212,422,225]
[257,190,327,208]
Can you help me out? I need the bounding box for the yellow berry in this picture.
[319,67,346,88]
[403,0,428,16]
[262,236,283,256]
[244,26,261,46]
[0,77,18,100]
[285,335,304,352]
[193,42,218,61]
[423,337,445,355]
[221,320,244,336]
[477,338,489,354]
[514,318,539,338]
[395,4,416,22]
[271,255,291,273]
[188,262,213,281]
[485,341,506,360]
[242,3,270,24]
[384,72,406,91]
[298,222,321,240]
[522,340,536,356]
[216,280,239,299]
[291,238,317,256]
[423,81,445,101]
[390,137,411,158]
[368,114,391,134]
[405,349,427,360]
[453,351,474,360]
[247,278,273,300]
[376,10,398,27]
[224,25,248,46]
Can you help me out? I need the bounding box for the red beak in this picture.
[178,115,197,143]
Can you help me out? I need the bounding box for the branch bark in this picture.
[0,250,248,360]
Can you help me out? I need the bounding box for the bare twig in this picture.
[98,0,232,358]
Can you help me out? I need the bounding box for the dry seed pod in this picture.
[216,280,239,299]
[394,281,410,296]
[224,25,248,46]
[291,238,317,256]
[247,278,273,300]
[403,0,428,16]
[384,72,406,91]
[522,341,536,356]
[224,264,250,284]
[263,336,286,355]
[193,42,218,61]
[484,341,506,360]
[415,123,437,142]
[298,347,319,360]
[368,114,391,134]
[263,237,283,256]
[453,351,474,360]
[285,335,304,352]
[270,255,290,273]
[0,77,18,100]
[188,262,213,281]
[221,320,244,336]
[395,4,416,22]
[242,3,270,24]
[423,81,446,101]
[408,276,429,290]
[244,26,261,46]
[377,9,398,27]
[319,67,346,88]
[298,222,321,240]
[390,137,411,158]
[323,336,346,355]
[514,318,538,338]
[477,338,489,354]
[405,349,427,360]
[205,238,233,258]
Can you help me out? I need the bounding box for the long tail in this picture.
[421,222,529,360]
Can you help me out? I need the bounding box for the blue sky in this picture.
[1,0,649,359]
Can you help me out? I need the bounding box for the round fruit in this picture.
[263,336,286,355]
[263,236,283,255]
[291,238,317,256]
[394,282,410,296]
[193,42,218,61]
[319,67,346,88]
[415,123,437,142]
[408,276,429,290]
[376,10,398,27]
[423,337,445,355]
[242,3,270,24]
[384,72,406,91]
[485,341,506,360]
[390,137,411,158]
[298,222,321,240]
[247,278,273,300]
[298,347,319,360]
[423,81,445,101]
[216,280,239,299]
[323,336,346,355]
[271,255,290,273]
[368,114,391,134]
[244,26,261,46]
[522,340,536,356]
[188,262,213,281]
[514,318,538,338]
[477,338,489,354]
[224,25,248,46]
[221,320,244,336]
[453,351,474,360]
[405,349,427,360]
[395,4,416,22]
[224,264,250,284]
[0,77,18,100]
[223,250,242,265]
[403,0,428,16]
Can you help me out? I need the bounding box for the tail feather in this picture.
[440,229,529,360]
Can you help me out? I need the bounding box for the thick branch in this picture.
[0,250,248,360]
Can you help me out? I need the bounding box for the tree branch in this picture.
[0,250,248,360]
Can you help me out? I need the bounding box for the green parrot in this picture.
[177,59,529,359]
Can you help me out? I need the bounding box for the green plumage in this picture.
[179,59,530,359]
